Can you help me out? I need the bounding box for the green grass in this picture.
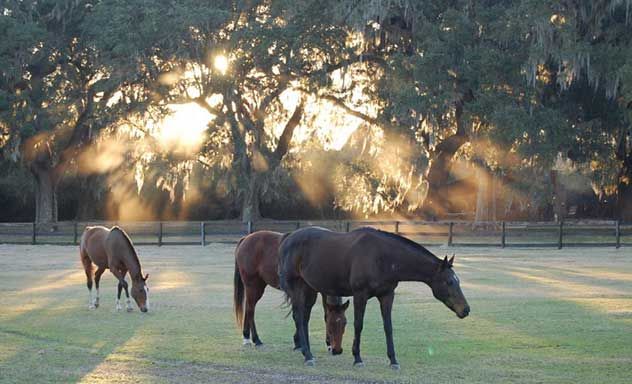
[0,244,631,383]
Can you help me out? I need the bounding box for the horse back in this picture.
[104,227,139,270]
[280,227,374,296]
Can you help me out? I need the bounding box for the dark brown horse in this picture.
[80,226,149,312]
[234,230,349,353]
[279,227,470,368]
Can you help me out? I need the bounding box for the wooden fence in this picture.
[0,220,629,248]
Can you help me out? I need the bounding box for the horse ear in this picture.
[144,273,149,281]
[442,255,450,269]
[448,254,455,267]
[342,300,350,310]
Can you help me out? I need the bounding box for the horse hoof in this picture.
[242,339,252,347]
[126,307,133,312]
[254,342,264,349]
[304,359,316,366]
[391,363,401,370]
[88,305,96,310]
[94,303,99,308]
[353,362,365,368]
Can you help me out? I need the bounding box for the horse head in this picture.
[131,273,150,312]
[325,299,350,355]
[431,255,470,319]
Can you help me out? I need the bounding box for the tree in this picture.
[0,1,137,222]
[92,0,379,221]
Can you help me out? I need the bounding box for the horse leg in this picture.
[291,283,315,365]
[352,294,368,367]
[321,294,331,352]
[302,288,318,360]
[93,266,106,309]
[120,276,133,312]
[116,280,123,311]
[244,280,266,346]
[80,252,94,310]
[378,291,399,369]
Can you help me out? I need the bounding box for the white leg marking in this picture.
[243,338,252,346]
[88,289,95,310]
[116,299,122,311]
[144,285,150,311]
[126,298,133,312]
[95,289,100,307]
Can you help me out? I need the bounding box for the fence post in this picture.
[345,221,350,232]
[73,222,78,245]
[448,222,454,247]
[501,221,506,248]
[296,221,301,230]
[200,222,206,246]
[558,221,563,249]
[394,221,400,234]
[247,221,253,234]
[158,222,163,247]
[616,220,620,249]
[32,222,36,245]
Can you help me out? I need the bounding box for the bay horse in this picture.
[80,226,150,312]
[234,230,349,353]
[279,226,470,368]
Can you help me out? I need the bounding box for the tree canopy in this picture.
[1,0,631,222]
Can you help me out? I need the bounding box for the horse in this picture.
[80,225,150,312]
[279,226,470,368]
[234,230,349,353]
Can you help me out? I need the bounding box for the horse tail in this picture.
[233,261,245,329]
[233,237,246,329]
[79,230,93,289]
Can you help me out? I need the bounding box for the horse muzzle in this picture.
[457,305,470,319]
[331,348,343,355]
[140,306,148,313]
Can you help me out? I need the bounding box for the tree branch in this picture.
[271,99,305,164]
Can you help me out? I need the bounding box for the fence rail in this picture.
[0,220,629,248]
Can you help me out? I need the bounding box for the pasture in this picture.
[0,243,631,384]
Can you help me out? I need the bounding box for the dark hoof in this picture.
[94,303,99,308]
[304,359,316,366]
[353,361,365,368]
[391,363,401,370]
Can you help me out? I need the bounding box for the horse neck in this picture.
[388,246,439,285]
[122,254,143,284]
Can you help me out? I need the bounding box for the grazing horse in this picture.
[80,226,150,312]
[234,230,349,353]
[279,227,470,368]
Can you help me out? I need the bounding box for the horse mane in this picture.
[354,227,439,260]
[110,226,141,268]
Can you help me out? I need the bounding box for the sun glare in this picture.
[158,104,212,151]
[214,55,229,75]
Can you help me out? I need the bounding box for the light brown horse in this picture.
[234,230,349,353]
[80,226,149,312]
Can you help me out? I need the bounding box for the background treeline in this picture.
[1,0,631,223]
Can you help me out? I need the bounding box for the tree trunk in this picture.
[615,128,632,221]
[423,98,469,218]
[32,166,58,223]
[76,175,102,220]
[474,166,490,224]
[241,173,262,223]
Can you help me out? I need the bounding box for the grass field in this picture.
[0,243,631,383]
